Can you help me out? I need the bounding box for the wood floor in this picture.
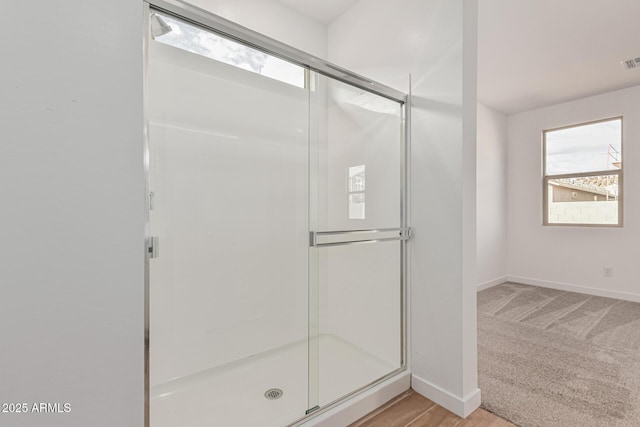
[348,390,517,427]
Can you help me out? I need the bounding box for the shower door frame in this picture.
[142,1,410,426]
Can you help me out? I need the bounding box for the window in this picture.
[150,12,305,88]
[348,165,365,219]
[543,117,622,226]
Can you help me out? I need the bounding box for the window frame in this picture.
[542,116,624,227]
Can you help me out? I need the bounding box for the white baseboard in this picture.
[508,275,640,303]
[411,374,481,418]
[305,371,410,427]
[477,276,507,291]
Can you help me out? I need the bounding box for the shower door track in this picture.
[142,1,411,426]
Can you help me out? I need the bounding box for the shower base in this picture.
[151,334,395,427]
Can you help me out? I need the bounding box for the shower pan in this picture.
[144,2,409,426]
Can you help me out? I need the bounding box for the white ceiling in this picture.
[275,0,361,25]
[478,0,640,115]
[276,0,640,116]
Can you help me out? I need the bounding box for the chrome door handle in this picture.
[309,228,411,248]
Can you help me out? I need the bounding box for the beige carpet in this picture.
[478,282,640,427]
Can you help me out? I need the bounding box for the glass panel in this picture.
[309,72,403,408]
[314,242,401,406]
[547,174,620,225]
[151,12,305,88]
[314,75,402,232]
[148,20,310,427]
[545,118,622,175]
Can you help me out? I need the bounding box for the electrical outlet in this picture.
[603,267,613,277]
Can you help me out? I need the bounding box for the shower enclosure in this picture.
[144,2,409,426]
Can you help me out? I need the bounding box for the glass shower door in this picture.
[147,10,407,426]
[148,13,313,427]
[309,73,406,408]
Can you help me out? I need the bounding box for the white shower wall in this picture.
[149,42,310,385]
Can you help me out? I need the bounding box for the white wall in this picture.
[1,2,144,427]
[329,0,480,417]
[507,85,640,301]
[477,104,508,288]
[188,0,327,58]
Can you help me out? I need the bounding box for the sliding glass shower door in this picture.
[308,74,405,409]
[148,18,311,426]
[146,7,406,427]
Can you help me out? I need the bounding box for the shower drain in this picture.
[264,388,284,400]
